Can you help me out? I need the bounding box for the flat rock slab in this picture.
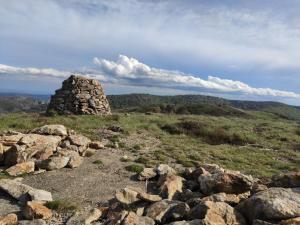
[22,148,145,206]
[0,192,20,217]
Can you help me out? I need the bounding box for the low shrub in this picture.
[45,200,78,212]
[125,164,144,173]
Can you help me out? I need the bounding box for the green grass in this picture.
[0,112,299,178]
[45,200,78,212]
[93,159,103,165]
[125,164,144,173]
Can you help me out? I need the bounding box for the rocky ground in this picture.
[0,124,299,225]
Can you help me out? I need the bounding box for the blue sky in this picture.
[0,0,300,105]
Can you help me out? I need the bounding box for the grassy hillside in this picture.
[107,94,300,120]
[0,112,299,177]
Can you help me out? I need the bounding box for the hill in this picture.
[1,93,300,120]
[0,96,47,113]
[107,94,300,120]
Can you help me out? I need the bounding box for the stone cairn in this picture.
[47,75,111,115]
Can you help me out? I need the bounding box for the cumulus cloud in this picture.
[93,55,300,99]
[1,55,300,99]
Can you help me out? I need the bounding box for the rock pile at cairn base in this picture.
[47,75,111,115]
[88,164,299,225]
[0,124,104,176]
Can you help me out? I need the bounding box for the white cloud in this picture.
[0,64,70,78]
[93,55,300,98]
[1,54,300,99]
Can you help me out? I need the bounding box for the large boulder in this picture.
[237,187,300,221]
[0,179,52,202]
[23,201,52,220]
[198,170,254,195]
[122,211,155,225]
[4,144,27,166]
[202,192,250,205]
[158,174,184,200]
[5,161,35,176]
[66,208,103,225]
[138,168,157,181]
[0,132,24,146]
[145,200,190,223]
[31,125,68,136]
[19,134,61,160]
[156,164,176,176]
[189,201,246,225]
[68,134,91,147]
[0,213,18,225]
[37,156,70,170]
[271,172,300,188]
[115,187,140,205]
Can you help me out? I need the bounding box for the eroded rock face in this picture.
[47,75,111,115]
[237,187,300,221]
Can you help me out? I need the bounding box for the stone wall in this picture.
[47,75,111,115]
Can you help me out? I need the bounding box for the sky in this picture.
[0,0,300,105]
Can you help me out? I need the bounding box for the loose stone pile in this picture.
[0,124,104,176]
[94,164,300,225]
[47,75,111,115]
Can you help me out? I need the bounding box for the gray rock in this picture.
[146,200,190,223]
[156,164,176,176]
[237,187,300,221]
[18,219,47,225]
[271,172,300,188]
[0,179,52,202]
[189,200,246,225]
[198,169,254,195]
[37,156,70,170]
[138,168,157,181]
[66,208,103,225]
[31,125,68,136]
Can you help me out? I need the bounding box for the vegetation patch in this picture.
[45,200,78,212]
[125,164,144,173]
[93,159,103,165]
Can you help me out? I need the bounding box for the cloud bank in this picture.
[1,55,299,99]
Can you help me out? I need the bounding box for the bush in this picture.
[93,160,103,165]
[45,200,78,212]
[125,164,144,173]
[161,124,183,135]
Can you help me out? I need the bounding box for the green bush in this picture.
[93,160,103,165]
[45,200,78,212]
[125,164,144,173]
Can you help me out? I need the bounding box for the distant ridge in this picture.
[1,92,300,120]
[107,94,300,120]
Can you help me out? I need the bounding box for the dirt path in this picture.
[22,147,145,207]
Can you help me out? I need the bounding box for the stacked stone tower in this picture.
[47,75,111,115]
